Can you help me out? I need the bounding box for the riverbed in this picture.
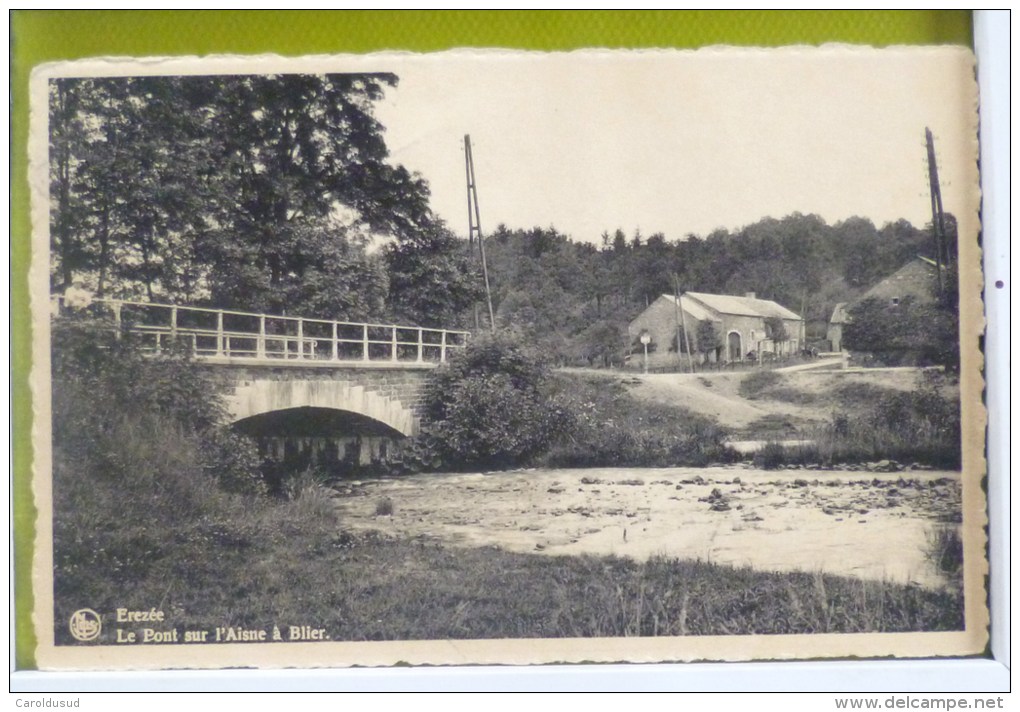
[331,466,961,589]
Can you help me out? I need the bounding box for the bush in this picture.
[926,525,963,579]
[541,375,737,468]
[199,428,267,497]
[753,441,787,470]
[738,370,782,399]
[746,374,961,468]
[52,316,266,490]
[52,316,225,435]
[417,333,571,470]
[844,296,960,371]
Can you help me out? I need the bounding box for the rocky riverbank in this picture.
[331,466,962,589]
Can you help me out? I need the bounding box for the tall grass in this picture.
[750,374,961,468]
[738,370,782,399]
[540,374,738,467]
[926,525,963,579]
[52,409,342,644]
[50,318,297,641]
[57,524,962,642]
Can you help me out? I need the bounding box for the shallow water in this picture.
[332,465,961,589]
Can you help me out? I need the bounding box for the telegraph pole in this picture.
[673,274,695,373]
[464,135,496,332]
[925,127,949,300]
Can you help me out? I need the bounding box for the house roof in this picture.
[684,291,802,320]
[860,256,938,304]
[657,294,716,322]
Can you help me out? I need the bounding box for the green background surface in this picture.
[10,10,974,671]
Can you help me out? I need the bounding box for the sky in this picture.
[365,48,979,244]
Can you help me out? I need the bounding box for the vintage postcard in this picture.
[27,46,987,670]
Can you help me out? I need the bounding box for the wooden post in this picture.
[112,302,122,340]
[331,322,339,361]
[673,275,695,373]
[216,311,224,357]
[390,327,398,362]
[170,306,178,342]
[258,315,266,359]
[296,318,304,360]
[362,324,370,361]
[417,328,424,363]
[440,330,447,363]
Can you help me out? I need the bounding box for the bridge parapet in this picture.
[52,296,470,368]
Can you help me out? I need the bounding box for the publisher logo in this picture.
[69,609,101,642]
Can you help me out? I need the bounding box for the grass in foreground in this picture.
[55,479,964,644]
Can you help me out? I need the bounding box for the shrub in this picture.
[51,408,234,627]
[48,313,357,643]
[744,374,961,469]
[52,315,266,492]
[844,296,960,371]
[418,333,571,470]
[753,441,787,470]
[738,370,782,399]
[52,316,225,435]
[541,375,736,468]
[926,525,963,578]
[199,427,267,497]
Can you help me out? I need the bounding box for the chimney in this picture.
[745,291,756,300]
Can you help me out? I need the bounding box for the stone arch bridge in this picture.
[54,297,470,468]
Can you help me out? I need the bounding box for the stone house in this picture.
[857,255,939,306]
[827,256,938,351]
[628,291,804,366]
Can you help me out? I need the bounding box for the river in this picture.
[330,465,962,589]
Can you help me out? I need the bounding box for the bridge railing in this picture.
[51,296,470,366]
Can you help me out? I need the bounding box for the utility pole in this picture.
[925,127,949,300]
[673,274,695,373]
[464,135,496,332]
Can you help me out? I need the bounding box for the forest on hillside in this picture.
[481,215,950,365]
[49,73,951,366]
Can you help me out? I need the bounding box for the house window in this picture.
[891,297,900,306]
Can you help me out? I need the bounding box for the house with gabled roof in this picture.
[628,291,804,365]
[858,255,939,305]
[827,256,939,351]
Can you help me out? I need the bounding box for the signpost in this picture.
[639,331,651,374]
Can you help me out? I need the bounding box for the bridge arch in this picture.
[224,379,419,437]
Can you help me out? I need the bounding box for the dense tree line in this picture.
[49,74,480,326]
[482,215,945,365]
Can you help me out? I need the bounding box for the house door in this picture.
[727,331,742,361]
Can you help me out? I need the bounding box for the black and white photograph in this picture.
[29,47,987,669]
